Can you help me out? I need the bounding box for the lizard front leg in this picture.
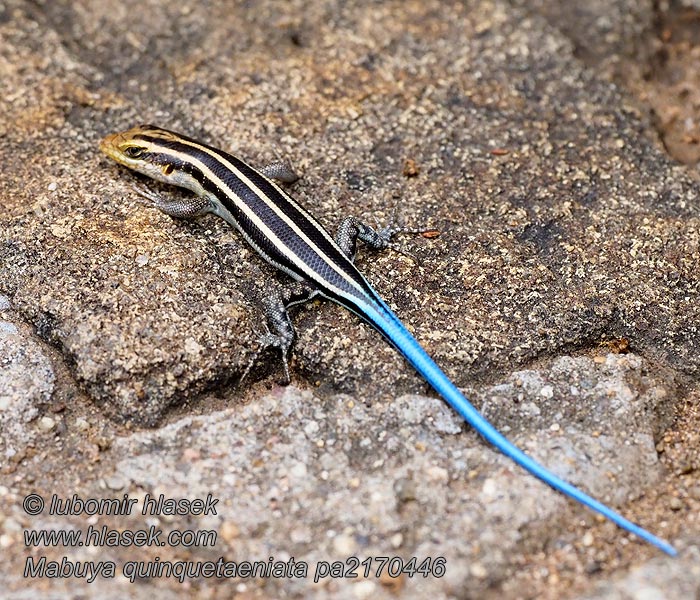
[132,185,212,218]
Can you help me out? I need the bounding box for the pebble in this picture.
[304,420,320,437]
[426,465,448,483]
[481,477,498,497]
[332,532,357,555]
[74,417,89,432]
[352,580,376,599]
[540,385,554,398]
[290,527,311,544]
[3,517,21,533]
[585,561,602,574]
[219,521,240,543]
[181,448,201,462]
[394,478,417,502]
[289,462,308,478]
[37,416,55,432]
[0,321,18,335]
[104,475,126,491]
[470,562,488,579]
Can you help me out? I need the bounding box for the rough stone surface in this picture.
[526,0,700,171]
[578,545,700,600]
[2,0,700,425]
[0,296,55,459]
[477,354,676,502]
[1,0,699,598]
[516,0,657,80]
[0,359,686,599]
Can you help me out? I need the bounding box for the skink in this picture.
[100,124,676,556]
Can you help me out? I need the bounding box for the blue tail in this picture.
[361,297,677,556]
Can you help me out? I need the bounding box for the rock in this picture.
[0,317,54,456]
[0,0,697,598]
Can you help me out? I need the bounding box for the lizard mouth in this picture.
[99,132,129,163]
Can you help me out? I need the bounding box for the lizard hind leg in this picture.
[239,281,318,385]
[335,213,423,263]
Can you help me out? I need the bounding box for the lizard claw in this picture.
[130,183,161,207]
[376,209,425,264]
[239,323,292,386]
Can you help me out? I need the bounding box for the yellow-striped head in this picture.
[99,124,184,184]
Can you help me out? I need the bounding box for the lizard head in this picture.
[99,124,185,184]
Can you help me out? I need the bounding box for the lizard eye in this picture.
[124,146,145,158]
